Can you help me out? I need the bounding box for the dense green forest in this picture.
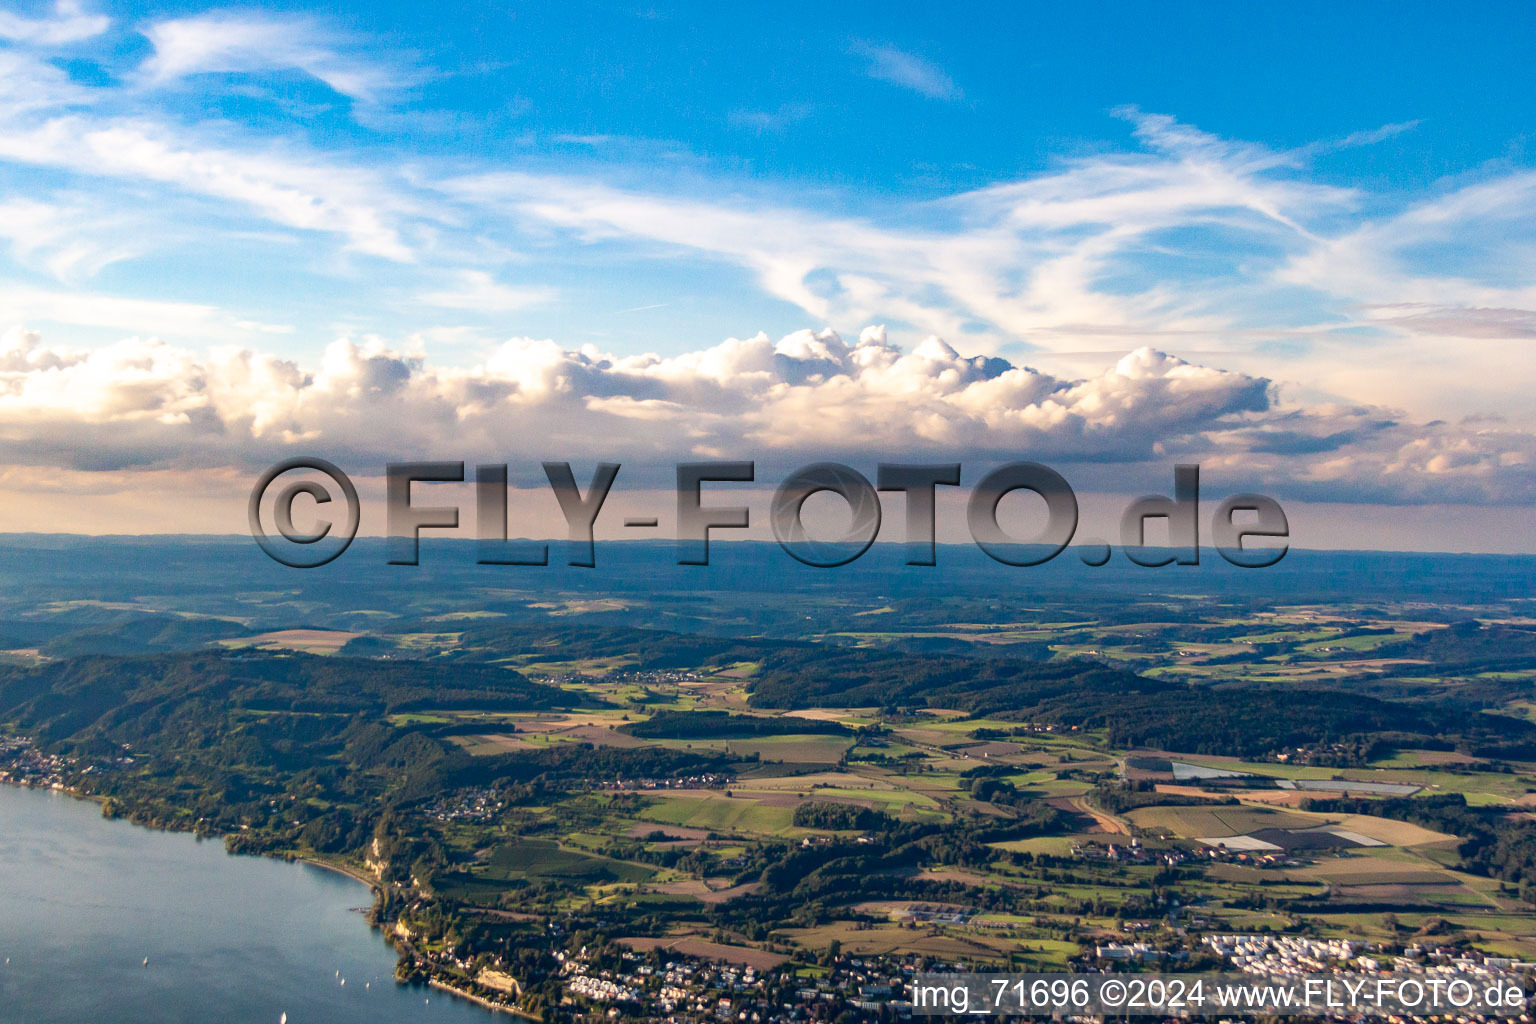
[791,801,891,830]
[1374,621,1536,674]
[746,644,1163,711]
[0,651,572,742]
[1040,688,1448,757]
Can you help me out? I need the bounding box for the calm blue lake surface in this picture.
[0,784,491,1023]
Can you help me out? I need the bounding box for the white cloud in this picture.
[434,110,1536,429]
[0,324,1527,507]
[850,41,962,101]
[1364,304,1536,339]
[418,271,555,313]
[0,0,107,45]
[138,11,407,104]
[0,197,141,281]
[0,116,417,260]
[0,287,240,340]
[727,104,815,133]
[0,49,98,116]
[0,36,420,267]
[440,127,1345,354]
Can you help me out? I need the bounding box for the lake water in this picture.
[0,784,492,1023]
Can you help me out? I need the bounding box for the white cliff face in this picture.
[363,835,385,877]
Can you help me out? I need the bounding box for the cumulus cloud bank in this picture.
[0,324,1527,504]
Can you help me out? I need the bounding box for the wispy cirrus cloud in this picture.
[439,106,1357,353]
[1365,304,1536,339]
[0,103,418,260]
[727,103,815,134]
[418,271,556,313]
[0,283,265,342]
[0,197,142,281]
[850,40,963,101]
[137,10,416,104]
[0,0,107,45]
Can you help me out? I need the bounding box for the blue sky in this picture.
[0,0,1532,545]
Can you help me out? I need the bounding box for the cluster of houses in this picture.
[1073,837,1188,866]
[605,773,733,791]
[0,734,124,789]
[423,786,506,823]
[1205,933,1374,974]
[1197,844,1302,867]
[545,947,985,1021]
[1204,933,1536,979]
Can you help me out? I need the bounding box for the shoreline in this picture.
[428,978,533,1019]
[3,779,526,1019]
[0,779,522,1020]
[2,778,379,890]
[4,778,382,892]
[296,855,379,889]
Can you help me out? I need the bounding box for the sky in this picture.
[0,0,1533,550]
